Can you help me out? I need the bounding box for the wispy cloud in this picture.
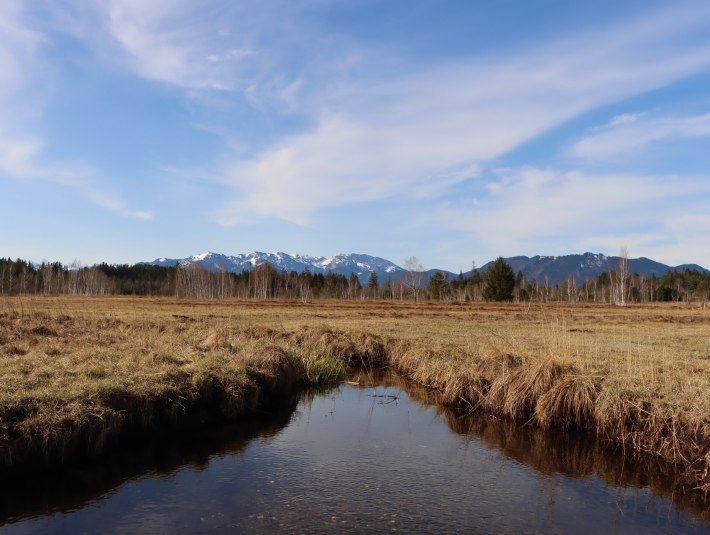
[50,0,316,98]
[0,2,46,129]
[569,112,710,159]
[30,2,710,227]
[0,137,152,220]
[104,0,247,91]
[0,2,152,221]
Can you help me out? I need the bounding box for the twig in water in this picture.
[371,394,399,404]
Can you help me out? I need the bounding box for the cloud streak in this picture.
[105,0,248,91]
[569,112,710,159]
[50,0,319,99]
[0,2,46,129]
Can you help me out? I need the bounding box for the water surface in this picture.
[1,375,708,534]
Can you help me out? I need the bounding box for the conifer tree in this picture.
[367,271,379,298]
[482,257,515,301]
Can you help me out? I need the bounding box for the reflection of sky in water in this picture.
[3,384,708,534]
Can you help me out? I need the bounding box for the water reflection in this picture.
[0,392,300,525]
[1,375,708,534]
[398,375,710,524]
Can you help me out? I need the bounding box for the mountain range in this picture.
[478,253,709,286]
[144,252,405,284]
[141,251,709,286]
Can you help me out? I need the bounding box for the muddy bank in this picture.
[0,390,300,524]
[0,343,298,469]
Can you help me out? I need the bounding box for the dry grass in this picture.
[1,296,709,494]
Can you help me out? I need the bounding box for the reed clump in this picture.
[535,375,599,428]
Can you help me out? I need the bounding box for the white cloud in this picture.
[215,113,484,225]
[608,113,646,127]
[0,138,44,177]
[569,112,710,159]
[104,0,239,90]
[212,3,710,224]
[84,188,153,220]
[207,49,257,63]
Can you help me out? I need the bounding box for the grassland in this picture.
[1,296,709,495]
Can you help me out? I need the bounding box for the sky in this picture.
[2,0,710,272]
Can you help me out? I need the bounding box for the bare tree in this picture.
[403,256,425,301]
[566,275,578,303]
[616,246,629,306]
[252,262,276,299]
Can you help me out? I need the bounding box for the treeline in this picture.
[1,257,708,304]
[0,259,115,296]
[418,262,710,304]
[174,262,362,300]
[0,258,362,300]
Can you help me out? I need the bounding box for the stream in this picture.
[1,374,708,533]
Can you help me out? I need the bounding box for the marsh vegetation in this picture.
[0,296,709,500]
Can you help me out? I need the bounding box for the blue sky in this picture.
[2,0,710,271]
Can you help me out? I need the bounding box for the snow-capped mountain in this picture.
[142,252,405,284]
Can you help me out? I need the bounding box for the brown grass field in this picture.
[1,296,709,496]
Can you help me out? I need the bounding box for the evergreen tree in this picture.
[367,271,378,288]
[482,257,515,301]
[427,271,450,300]
[367,271,379,299]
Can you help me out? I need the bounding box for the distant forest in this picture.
[0,257,708,304]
